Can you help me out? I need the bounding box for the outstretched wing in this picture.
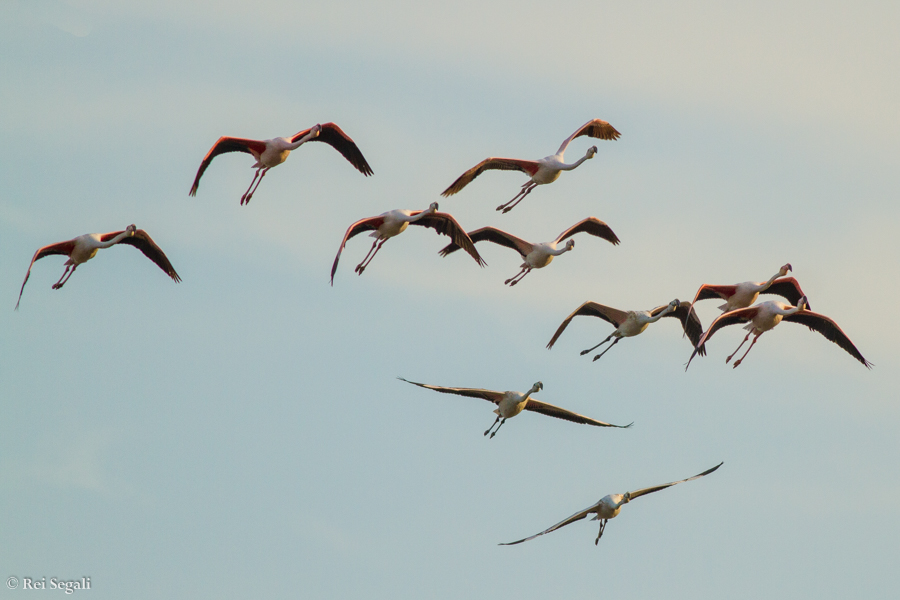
[546,301,628,349]
[661,301,706,354]
[329,216,385,285]
[189,136,268,196]
[783,311,872,368]
[499,504,597,546]
[15,239,77,310]
[525,399,632,428]
[557,119,622,154]
[441,158,540,196]
[554,217,620,246]
[410,212,486,267]
[628,462,724,501]
[765,277,809,308]
[107,230,181,282]
[439,226,531,259]
[397,377,504,404]
[293,122,373,176]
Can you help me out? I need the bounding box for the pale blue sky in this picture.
[1,1,898,598]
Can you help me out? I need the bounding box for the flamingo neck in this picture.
[549,244,572,257]
[407,208,436,223]
[757,270,782,292]
[775,303,804,317]
[558,150,592,171]
[645,304,675,324]
[288,129,319,150]
[98,230,133,248]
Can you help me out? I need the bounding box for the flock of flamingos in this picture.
[13,118,872,546]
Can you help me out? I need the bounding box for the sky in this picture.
[1,1,898,598]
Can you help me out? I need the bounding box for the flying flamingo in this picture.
[398,378,632,438]
[685,297,872,370]
[189,122,373,204]
[330,202,484,284]
[441,119,621,213]
[688,263,808,318]
[438,217,620,286]
[500,462,723,546]
[16,225,181,309]
[547,299,705,361]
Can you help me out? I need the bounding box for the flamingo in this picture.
[500,462,723,546]
[438,217,620,286]
[685,297,872,370]
[441,119,621,213]
[688,263,808,317]
[547,299,705,361]
[189,122,373,204]
[331,202,484,284]
[398,378,632,438]
[16,225,181,309]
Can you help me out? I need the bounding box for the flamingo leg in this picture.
[356,239,387,275]
[497,182,537,213]
[580,332,615,356]
[52,265,76,290]
[483,415,501,437]
[726,331,753,364]
[592,337,622,361]
[488,418,507,439]
[505,267,531,286]
[594,519,607,545]
[240,169,262,205]
[732,332,763,368]
[354,239,379,273]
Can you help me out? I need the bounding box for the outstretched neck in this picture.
[98,230,133,248]
[549,244,573,257]
[646,304,675,324]
[408,207,437,223]
[559,150,593,171]
[758,270,782,291]
[288,127,320,150]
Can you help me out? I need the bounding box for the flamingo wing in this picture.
[546,302,629,349]
[441,158,541,196]
[685,306,760,370]
[691,284,738,305]
[293,122,373,176]
[410,213,486,267]
[557,118,622,154]
[439,227,531,259]
[765,277,809,308]
[499,504,597,546]
[329,216,386,285]
[662,301,706,355]
[554,217,620,246]
[108,230,181,282]
[189,136,268,196]
[397,377,505,404]
[525,399,633,428]
[782,311,872,368]
[15,239,77,310]
[627,462,724,501]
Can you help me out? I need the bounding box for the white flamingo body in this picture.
[441,119,621,213]
[439,217,619,285]
[689,264,807,315]
[190,122,373,204]
[15,225,181,309]
[500,462,723,546]
[398,378,632,438]
[547,299,705,361]
[330,202,484,284]
[685,297,871,370]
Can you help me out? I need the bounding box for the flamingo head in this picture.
[564,239,576,251]
[668,298,680,309]
[797,295,809,310]
[531,381,543,394]
[586,146,598,158]
[621,491,632,505]
[312,123,323,136]
[428,202,439,213]
[126,224,137,235]
[779,263,792,276]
